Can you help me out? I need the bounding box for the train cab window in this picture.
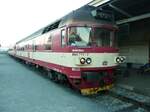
[68,27,92,47]
[93,28,114,47]
[61,29,66,47]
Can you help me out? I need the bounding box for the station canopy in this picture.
[88,0,150,24]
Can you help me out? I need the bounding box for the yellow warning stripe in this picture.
[81,84,113,95]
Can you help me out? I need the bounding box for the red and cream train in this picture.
[8,6,125,95]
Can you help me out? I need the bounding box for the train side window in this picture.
[32,45,37,51]
[45,35,52,50]
[61,29,66,47]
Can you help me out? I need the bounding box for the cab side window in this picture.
[61,29,66,47]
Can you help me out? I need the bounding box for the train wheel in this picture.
[35,64,39,69]
[53,73,59,83]
[48,71,54,80]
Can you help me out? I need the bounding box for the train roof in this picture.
[59,5,114,26]
[16,5,115,44]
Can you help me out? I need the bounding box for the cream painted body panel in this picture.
[13,51,119,68]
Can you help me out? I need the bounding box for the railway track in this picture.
[88,86,150,112]
[109,92,150,112]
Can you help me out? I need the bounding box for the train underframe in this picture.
[47,68,114,95]
[67,69,114,95]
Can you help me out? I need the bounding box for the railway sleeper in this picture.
[109,91,150,112]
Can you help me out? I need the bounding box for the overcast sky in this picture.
[0,0,91,48]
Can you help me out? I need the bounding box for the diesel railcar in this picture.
[8,6,125,95]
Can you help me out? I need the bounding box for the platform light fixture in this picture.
[88,0,111,7]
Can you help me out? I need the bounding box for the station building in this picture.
[89,0,150,67]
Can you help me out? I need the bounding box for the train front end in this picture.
[66,25,125,95]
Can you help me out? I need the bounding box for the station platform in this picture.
[115,68,150,97]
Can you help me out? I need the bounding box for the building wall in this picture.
[119,44,149,64]
[118,18,150,66]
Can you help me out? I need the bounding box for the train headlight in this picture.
[116,56,126,63]
[80,58,86,64]
[86,58,92,64]
[116,57,121,63]
[120,56,125,62]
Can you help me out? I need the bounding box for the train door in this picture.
[60,29,67,65]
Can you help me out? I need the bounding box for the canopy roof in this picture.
[88,0,150,24]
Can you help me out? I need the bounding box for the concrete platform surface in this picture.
[115,68,150,96]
